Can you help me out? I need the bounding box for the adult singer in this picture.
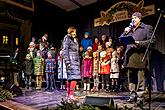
[120,12,154,100]
[62,26,81,100]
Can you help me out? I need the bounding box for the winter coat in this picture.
[83,58,92,78]
[100,57,110,75]
[111,57,119,72]
[23,60,34,75]
[33,56,44,75]
[58,51,67,79]
[80,38,93,51]
[100,61,110,75]
[93,43,98,52]
[93,58,99,76]
[120,22,153,69]
[45,58,56,73]
[62,34,81,80]
[110,57,119,78]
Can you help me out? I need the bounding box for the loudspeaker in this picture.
[84,96,113,107]
[3,84,22,96]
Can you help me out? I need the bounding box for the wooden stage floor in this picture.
[0,88,165,110]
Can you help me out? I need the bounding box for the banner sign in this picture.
[94,0,155,27]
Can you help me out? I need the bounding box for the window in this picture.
[3,35,8,44]
[16,37,19,45]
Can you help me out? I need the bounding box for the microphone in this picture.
[129,19,134,29]
[123,19,134,35]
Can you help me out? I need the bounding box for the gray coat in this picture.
[120,22,154,69]
[62,34,81,80]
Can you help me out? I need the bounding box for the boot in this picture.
[62,85,66,90]
[66,81,70,97]
[60,84,62,89]
[53,79,57,90]
[100,84,105,92]
[87,83,90,94]
[91,86,96,92]
[69,81,77,100]
[45,80,49,90]
[95,83,99,92]
[95,78,99,92]
[49,79,54,91]
[106,84,110,92]
[28,86,32,91]
[39,76,42,89]
[76,85,79,91]
[110,85,114,92]
[119,85,123,92]
[28,76,32,90]
[36,76,41,90]
[83,83,87,91]
[91,79,96,92]
[129,83,136,92]
[60,82,63,90]
[113,85,118,92]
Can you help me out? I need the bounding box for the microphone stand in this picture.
[141,12,162,62]
[141,12,163,110]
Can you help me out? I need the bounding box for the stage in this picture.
[0,88,165,110]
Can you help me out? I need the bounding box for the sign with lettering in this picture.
[94,0,155,27]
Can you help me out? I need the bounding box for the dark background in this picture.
[31,0,165,51]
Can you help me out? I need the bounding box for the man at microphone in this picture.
[120,12,154,101]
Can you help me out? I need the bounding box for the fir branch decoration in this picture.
[0,87,13,102]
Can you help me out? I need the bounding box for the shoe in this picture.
[91,87,99,92]
[127,96,134,102]
[69,95,78,101]
[36,87,41,90]
[128,91,138,102]
[91,87,96,92]
[28,87,32,91]
[100,89,105,92]
[25,86,28,90]
[106,88,110,92]
[142,89,148,94]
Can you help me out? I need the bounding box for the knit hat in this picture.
[25,54,32,60]
[47,51,52,55]
[100,51,106,58]
[105,42,111,46]
[51,47,55,50]
[132,12,142,19]
[29,42,35,46]
[87,46,92,50]
[84,32,89,36]
[42,36,47,41]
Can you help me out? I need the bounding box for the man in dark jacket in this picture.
[120,12,154,97]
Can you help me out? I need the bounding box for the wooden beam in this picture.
[1,0,34,12]
[69,0,82,8]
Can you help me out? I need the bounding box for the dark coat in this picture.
[62,34,81,80]
[120,22,153,69]
[23,60,34,75]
